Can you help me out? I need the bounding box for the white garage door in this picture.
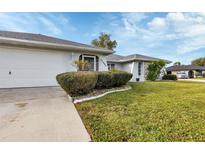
[0,46,69,88]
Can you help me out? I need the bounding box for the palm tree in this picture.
[174,61,181,66]
[91,32,117,50]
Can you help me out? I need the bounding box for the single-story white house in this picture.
[0,31,113,88]
[0,30,171,88]
[106,54,171,82]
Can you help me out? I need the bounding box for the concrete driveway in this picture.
[0,87,90,141]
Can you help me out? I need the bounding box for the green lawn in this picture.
[75,82,205,142]
[194,77,205,80]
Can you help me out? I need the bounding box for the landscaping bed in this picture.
[73,85,131,103]
[56,70,133,97]
[76,81,205,142]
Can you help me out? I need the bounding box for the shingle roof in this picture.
[166,65,205,71]
[105,54,125,61]
[0,30,105,50]
[106,54,171,63]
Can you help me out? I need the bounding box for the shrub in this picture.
[162,74,177,81]
[110,70,133,87]
[57,70,132,96]
[146,60,166,81]
[95,71,113,89]
[95,70,132,89]
[203,72,205,77]
[195,72,202,77]
[56,71,97,97]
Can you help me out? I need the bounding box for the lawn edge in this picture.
[72,85,132,104]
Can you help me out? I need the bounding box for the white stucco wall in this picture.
[0,45,108,88]
[107,61,149,82]
[114,63,123,70]
[121,62,133,73]
[130,62,137,82]
[99,56,109,71]
[121,62,140,82]
[129,61,146,82]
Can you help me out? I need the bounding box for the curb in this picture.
[71,86,132,104]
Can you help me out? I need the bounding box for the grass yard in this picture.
[194,77,205,80]
[75,81,205,142]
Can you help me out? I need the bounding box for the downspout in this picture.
[131,62,135,74]
[131,62,135,81]
[101,58,107,67]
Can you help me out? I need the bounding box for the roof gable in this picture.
[166,65,205,71]
[0,31,95,48]
[0,30,113,54]
[106,53,171,63]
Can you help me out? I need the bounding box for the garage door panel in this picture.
[0,69,11,78]
[0,46,70,88]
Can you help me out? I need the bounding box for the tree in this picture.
[174,61,181,66]
[191,57,205,66]
[91,32,117,50]
[146,60,166,81]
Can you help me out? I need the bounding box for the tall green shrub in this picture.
[146,60,166,81]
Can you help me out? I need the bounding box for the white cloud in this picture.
[38,16,62,35]
[166,12,185,22]
[0,13,26,32]
[121,13,205,54]
[90,12,205,61]
[121,13,147,32]
[0,13,75,37]
[148,17,166,30]
[122,13,147,23]
[177,36,205,54]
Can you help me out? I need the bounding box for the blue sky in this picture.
[0,12,205,64]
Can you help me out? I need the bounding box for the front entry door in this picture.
[82,55,96,71]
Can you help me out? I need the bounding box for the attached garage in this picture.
[0,31,112,88]
[0,46,73,88]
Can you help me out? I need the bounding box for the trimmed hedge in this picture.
[110,70,133,87]
[95,70,133,89]
[56,71,98,97]
[162,74,177,81]
[56,70,132,96]
[95,71,113,89]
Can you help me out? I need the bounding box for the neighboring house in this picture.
[106,54,171,82]
[0,31,112,88]
[166,65,205,78]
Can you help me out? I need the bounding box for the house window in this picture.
[108,63,115,71]
[138,62,142,76]
[79,54,98,71]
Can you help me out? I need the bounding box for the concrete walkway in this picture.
[179,79,205,83]
[0,87,90,142]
